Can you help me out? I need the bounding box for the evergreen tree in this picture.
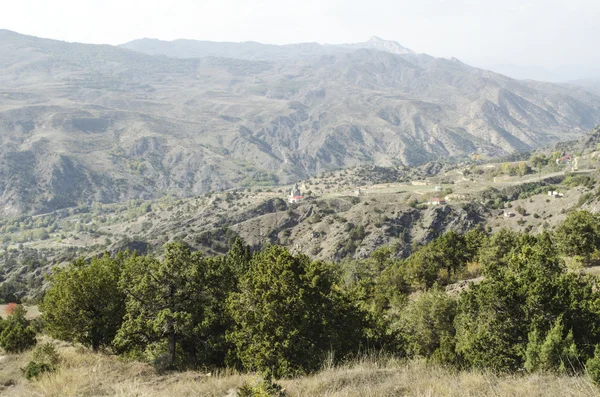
[189,253,239,367]
[463,228,487,262]
[455,234,600,371]
[555,210,600,259]
[525,318,580,373]
[538,319,579,374]
[114,243,207,368]
[226,237,252,277]
[524,328,542,373]
[0,304,36,353]
[586,345,600,385]
[404,244,445,288]
[399,288,457,359]
[41,254,125,351]
[435,231,470,277]
[374,259,410,311]
[227,246,364,378]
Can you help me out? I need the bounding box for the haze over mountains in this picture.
[474,63,600,84]
[573,78,600,96]
[120,35,416,60]
[1,29,600,215]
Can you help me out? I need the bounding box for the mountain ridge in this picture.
[0,30,599,215]
[334,35,416,56]
[118,34,417,61]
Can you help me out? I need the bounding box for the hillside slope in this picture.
[1,30,600,214]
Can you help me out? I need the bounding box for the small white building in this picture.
[548,191,564,198]
[428,198,446,205]
[288,183,304,203]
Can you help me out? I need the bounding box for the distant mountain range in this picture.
[1,29,600,215]
[119,35,416,60]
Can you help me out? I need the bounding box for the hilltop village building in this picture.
[288,183,304,203]
[556,155,573,165]
[548,190,564,198]
[428,197,446,206]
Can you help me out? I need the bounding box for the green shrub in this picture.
[0,305,37,353]
[525,318,580,374]
[455,233,600,372]
[398,288,457,361]
[23,361,54,380]
[0,322,37,353]
[114,243,235,369]
[555,210,600,258]
[563,175,595,189]
[41,254,125,352]
[227,246,366,378]
[32,342,60,366]
[586,345,600,385]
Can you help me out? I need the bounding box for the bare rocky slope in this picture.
[2,29,600,215]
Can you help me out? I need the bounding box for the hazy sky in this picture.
[1,0,599,71]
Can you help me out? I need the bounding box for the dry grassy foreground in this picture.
[2,340,600,397]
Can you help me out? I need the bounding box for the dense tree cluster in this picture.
[34,210,600,381]
[41,240,368,376]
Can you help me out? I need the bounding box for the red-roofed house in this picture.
[556,155,573,165]
[288,195,304,203]
[288,183,303,203]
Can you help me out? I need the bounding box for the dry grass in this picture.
[284,356,600,397]
[0,305,40,320]
[3,338,254,397]
[2,341,600,397]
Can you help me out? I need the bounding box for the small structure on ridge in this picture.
[428,197,446,206]
[288,183,304,203]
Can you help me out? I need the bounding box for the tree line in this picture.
[4,210,600,382]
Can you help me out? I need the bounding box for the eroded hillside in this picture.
[1,30,600,214]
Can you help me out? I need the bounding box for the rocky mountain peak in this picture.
[365,36,415,55]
